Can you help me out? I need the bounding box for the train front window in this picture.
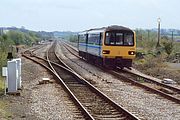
[116,33,123,45]
[124,33,133,45]
[105,33,115,45]
[105,32,134,46]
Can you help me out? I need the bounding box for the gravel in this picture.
[0,45,85,120]
[56,42,180,120]
[1,42,179,120]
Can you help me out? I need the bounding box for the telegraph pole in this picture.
[156,18,161,48]
[171,31,174,42]
[148,29,150,41]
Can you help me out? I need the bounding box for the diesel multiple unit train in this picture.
[77,25,136,69]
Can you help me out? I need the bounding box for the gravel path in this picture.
[56,42,180,120]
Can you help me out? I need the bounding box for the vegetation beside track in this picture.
[0,77,11,118]
[133,54,180,84]
[0,77,4,95]
[134,30,180,84]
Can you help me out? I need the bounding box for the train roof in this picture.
[79,25,133,34]
[105,25,132,31]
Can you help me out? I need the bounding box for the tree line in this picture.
[0,29,53,74]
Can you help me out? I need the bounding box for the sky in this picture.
[0,0,179,31]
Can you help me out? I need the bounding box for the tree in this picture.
[0,34,12,52]
[0,34,13,71]
[6,30,41,46]
[7,30,24,45]
[69,35,78,42]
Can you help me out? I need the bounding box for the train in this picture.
[77,25,136,69]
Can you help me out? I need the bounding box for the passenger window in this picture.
[79,35,86,43]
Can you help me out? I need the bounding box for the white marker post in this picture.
[2,67,7,95]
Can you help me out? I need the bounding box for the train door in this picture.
[99,33,102,56]
[85,34,88,59]
[77,35,79,51]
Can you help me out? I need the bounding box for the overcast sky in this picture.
[0,0,179,31]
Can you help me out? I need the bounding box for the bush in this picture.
[134,55,166,72]
[162,41,174,57]
[68,35,78,42]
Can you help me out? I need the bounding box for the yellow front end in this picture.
[102,32,136,59]
[102,46,136,59]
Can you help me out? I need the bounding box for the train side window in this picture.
[88,34,100,45]
[95,34,100,45]
[79,34,86,43]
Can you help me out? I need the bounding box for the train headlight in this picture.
[103,50,110,54]
[128,51,135,55]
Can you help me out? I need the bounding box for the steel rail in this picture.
[121,68,180,93]
[63,41,180,93]
[22,49,93,120]
[47,41,140,120]
[46,42,95,120]
[109,70,180,104]
[62,41,180,104]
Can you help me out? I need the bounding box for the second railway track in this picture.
[61,41,180,104]
[47,41,139,120]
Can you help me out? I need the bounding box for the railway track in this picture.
[62,41,180,104]
[22,41,139,120]
[22,44,87,120]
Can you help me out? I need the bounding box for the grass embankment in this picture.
[0,77,11,119]
[134,53,180,84]
[0,77,4,95]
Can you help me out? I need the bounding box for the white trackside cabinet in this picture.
[7,60,18,92]
[13,58,22,89]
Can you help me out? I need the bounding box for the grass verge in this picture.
[134,55,180,84]
[0,77,4,95]
[0,77,12,119]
